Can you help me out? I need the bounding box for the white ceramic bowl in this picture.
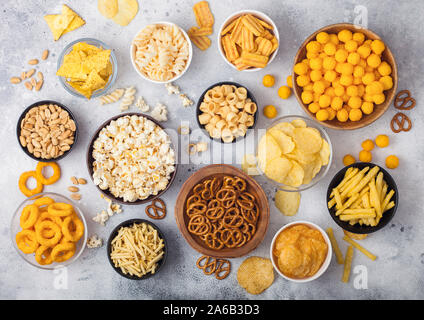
[217,10,280,72]
[130,22,193,84]
[11,192,87,270]
[270,221,332,283]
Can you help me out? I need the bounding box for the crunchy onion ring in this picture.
[35,162,61,185]
[20,204,40,229]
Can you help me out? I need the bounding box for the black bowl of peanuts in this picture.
[17,100,78,161]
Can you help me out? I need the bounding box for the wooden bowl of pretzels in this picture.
[175,164,270,258]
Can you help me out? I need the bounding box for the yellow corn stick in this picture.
[240,51,268,68]
[221,34,239,61]
[343,235,377,260]
[340,213,376,221]
[221,18,238,36]
[336,193,359,216]
[342,208,376,215]
[334,188,343,209]
[326,228,344,264]
[340,167,369,197]
[362,192,370,208]
[384,201,395,212]
[271,37,279,53]
[331,168,358,197]
[380,182,388,203]
[381,189,395,212]
[241,27,255,52]
[262,29,275,40]
[241,14,265,36]
[342,245,354,283]
[347,166,380,197]
[375,172,384,199]
[369,178,381,218]
[256,17,273,30]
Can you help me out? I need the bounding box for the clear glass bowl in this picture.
[57,38,118,99]
[11,192,87,270]
[256,115,333,192]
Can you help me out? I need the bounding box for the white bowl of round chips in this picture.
[256,115,332,192]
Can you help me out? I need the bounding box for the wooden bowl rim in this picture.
[174,164,270,258]
[86,112,178,205]
[292,23,398,130]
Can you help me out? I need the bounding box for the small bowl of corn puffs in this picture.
[218,10,279,71]
[327,162,398,234]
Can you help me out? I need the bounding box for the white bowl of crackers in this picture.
[270,221,332,283]
[218,10,279,71]
[130,22,193,84]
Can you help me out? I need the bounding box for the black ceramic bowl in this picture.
[86,112,178,205]
[107,218,167,280]
[196,81,258,144]
[327,162,398,234]
[16,100,78,161]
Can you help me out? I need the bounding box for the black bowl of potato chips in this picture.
[327,162,398,234]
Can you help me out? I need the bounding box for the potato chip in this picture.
[265,156,292,183]
[270,122,295,137]
[237,257,274,295]
[257,133,281,172]
[268,129,295,154]
[283,160,305,187]
[286,148,316,164]
[319,139,331,166]
[98,0,119,19]
[275,188,301,216]
[291,119,307,128]
[112,0,138,26]
[293,127,323,154]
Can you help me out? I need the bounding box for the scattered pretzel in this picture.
[394,90,416,110]
[390,112,412,133]
[196,255,231,280]
[145,198,167,220]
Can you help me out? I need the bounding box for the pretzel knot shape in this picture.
[241,204,259,224]
[222,208,244,228]
[233,177,247,191]
[221,229,243,248]
[196,255,218,275]
[394,90,416,110]
[186,194,202,207]
[206,206,225,220]
[215,259,231,280]
[390,112,412,133]
[204,233,224,250]
[188,215,210,235]
[145,198,167,220]
[216,188,236,208]
[186,202,207,217]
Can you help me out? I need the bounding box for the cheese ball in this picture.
[385,155,399,169]
[343,154,356,166]
[361,139,374,151]
[359,150,372,162]
[278,86,292,99]
[375,134,389,148]
[263,74,275,87]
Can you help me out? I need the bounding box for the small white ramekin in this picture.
[130,22,193,84]
[270,220,332,283]
[217,10,280,72]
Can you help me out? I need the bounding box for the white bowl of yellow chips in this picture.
[57,38,117,99]
[256,115,332,192]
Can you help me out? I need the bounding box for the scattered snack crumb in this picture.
[87,234,103,248]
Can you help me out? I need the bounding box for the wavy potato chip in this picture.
[237,257,274,295]
[265,156,292,183]
[257,133,281,172]
[283,160,305,187]
[112,0,138,26]
[271,122,295,137]
[268,129,295,154]
[98,0,119,19]
[319,139,331,166]
[293,127,323,154]
[291,119,307,128]
[275,189,301,216]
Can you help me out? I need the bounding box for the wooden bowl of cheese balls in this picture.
[293,23,398,130]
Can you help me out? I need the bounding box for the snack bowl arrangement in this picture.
[17,100,79,161]
[293,23,398,130]
[256,115,333,192]
[107,219,167,280]
[175,164,270,258]
[11,192,87,270]
[57,38,118,99]
[218,10,279,72]
[270,221,332,283]
[327,162,398,234]
[196,81,258,143]
[86,112,178,205]
[130,22,193,84]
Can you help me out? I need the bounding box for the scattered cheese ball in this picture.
[263,74,275,87]
[278,85,292,99]
[361,139,374,151]
[294,29,392,123]
[385,155,399,169]
[263,105,277,119]
[359,150,372,162]
[343,154,356,166]
[375,134,389,148]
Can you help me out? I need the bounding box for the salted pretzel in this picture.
[394,90,416,110]
[196,256,231,280]
[390,112,412,133]
[215,259,231,280]
[188,214,210,235]
[145,198,166,220]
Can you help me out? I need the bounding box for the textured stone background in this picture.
[1,0,423,299]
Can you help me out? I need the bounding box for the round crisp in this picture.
[237,256,274,295]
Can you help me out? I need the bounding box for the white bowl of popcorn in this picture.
[130,22,193,84]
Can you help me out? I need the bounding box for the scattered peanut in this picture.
[37,71,44,81]
[26,69,36,78]
[68,186,79,193]
[71,176,79,185]
[30,78,37,87]
[28,59,39,65]
[77,178,87,185]
[24,81,33,90]
[35,80,43,91]
[20,72,26,80]
[10,77,21,84]
[70,193,82,201]
[42,49,49,60]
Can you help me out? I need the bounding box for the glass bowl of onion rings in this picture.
[11,192,87,270]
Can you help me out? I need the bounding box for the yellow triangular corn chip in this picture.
[44,13,75,41]
[61,5,85,34]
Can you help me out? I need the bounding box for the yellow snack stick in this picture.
[341,208,376,215]
[334,188,343,209]
[240,51,268,68]
[262,29,274,40]
[384,201,395,212]
[380,182,388,203]
[230,17,243,45]
[369,178,381,218]
[241,14,265,37]
[326,228,344,264]
[257,37,273,56]
[257,18,273,30]
[193,1,214,27]
[347,166,380,197]
[362,192,370,208]
[375,172,384,198]
[188,26,213,36]
[339,167,369,194]
[221,18,238,36]
[233,57,250,71]
[343,235,377,261]
[189,34,211,51]
[381,189,395,212]
[340,213,376,221]
[339,172,365,199]
[330,168,358,197]
[222,34,239,61]
[241,27,255,52]
[336,193,359,216]
[342,245,354,283]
